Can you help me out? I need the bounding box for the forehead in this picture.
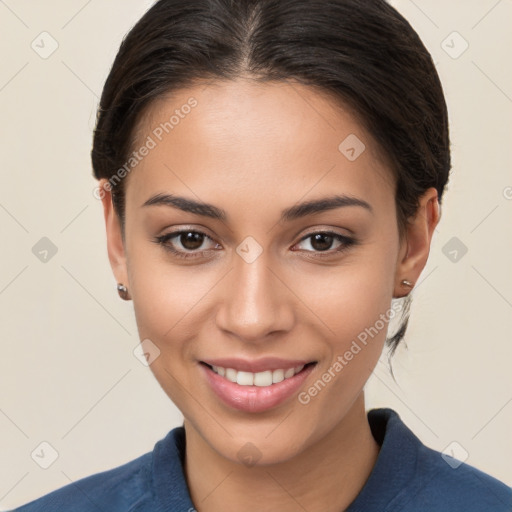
[125,78,394,215]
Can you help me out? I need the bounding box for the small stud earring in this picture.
[117,283,131,300]
[401,279,414,288]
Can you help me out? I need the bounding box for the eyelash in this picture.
[153,229,357,261]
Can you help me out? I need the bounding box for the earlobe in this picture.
[393,187,440,298]
[99,179,130,292]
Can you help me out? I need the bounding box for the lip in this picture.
[200,357,313,373]
[200,361,317,413]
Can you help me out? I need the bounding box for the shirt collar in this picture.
[345,408,419,511]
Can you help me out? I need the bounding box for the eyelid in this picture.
[294,224,354,239]
[288,224,347,242]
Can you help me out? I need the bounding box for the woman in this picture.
[14,0,511,510]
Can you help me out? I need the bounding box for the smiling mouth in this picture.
[200,361,317,387]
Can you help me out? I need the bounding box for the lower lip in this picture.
[200,362,316,413]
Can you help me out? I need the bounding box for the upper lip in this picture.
[200,357,315,373]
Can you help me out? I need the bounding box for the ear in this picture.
[393,187,440,298]
[98,179,130,295]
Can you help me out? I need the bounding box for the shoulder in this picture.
[8,424,189,512]
[405,441,512,511]
[12,451,153,511]
[367,408,512,512]
[12,425,197,512]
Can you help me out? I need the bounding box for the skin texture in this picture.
[99,78,440,512]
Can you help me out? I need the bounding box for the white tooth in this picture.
[215,366,304,386]
[254,370,273,386]
[236,371,254,386]
[225,368,237,383]
[284,368,295,379]
[272,369,284,383]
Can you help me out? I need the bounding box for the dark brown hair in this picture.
[91,0,451,357]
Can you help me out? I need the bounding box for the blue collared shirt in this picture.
[11,408,512,511]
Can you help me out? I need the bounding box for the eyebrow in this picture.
[141,193,373,221]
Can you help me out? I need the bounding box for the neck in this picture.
[183,393,380,512]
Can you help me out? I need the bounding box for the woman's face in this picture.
[101,78,418,464]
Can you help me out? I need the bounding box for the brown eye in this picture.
[309,233,335,251]
[179,231,206,251]
[292,231,357,258]
[154,229,219,260]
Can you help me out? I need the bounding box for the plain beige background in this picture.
[0,0,511,509]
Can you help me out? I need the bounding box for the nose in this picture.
[215,247,295,344]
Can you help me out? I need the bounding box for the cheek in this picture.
[127,253,211,413]
[128,244,213,339]
[291,244,396,407]
[295,254,395,345]
[296,272,391,421]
